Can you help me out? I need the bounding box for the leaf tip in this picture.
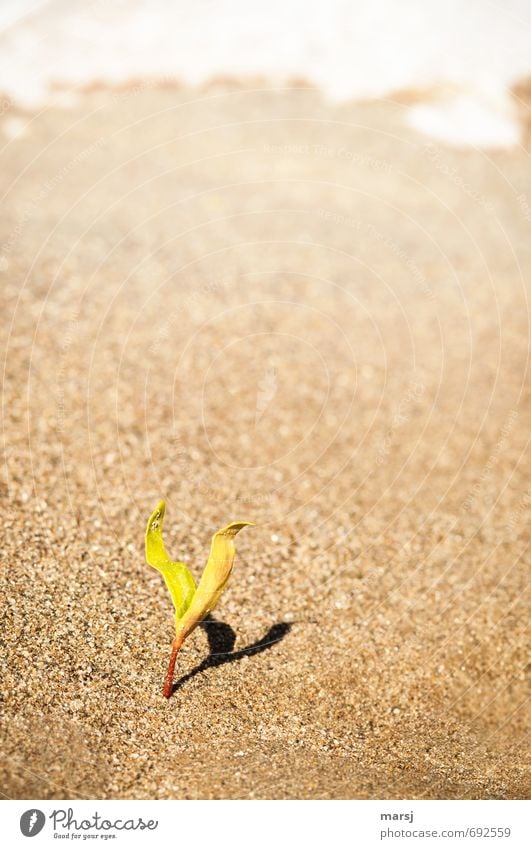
[147,500,165,530]
[217,520,256,536]
[145,499,169,568]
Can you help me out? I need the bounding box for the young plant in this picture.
[145,500,254,698]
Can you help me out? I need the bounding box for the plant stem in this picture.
[163,637,182,699]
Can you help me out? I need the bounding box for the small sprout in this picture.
[145,500,254,698]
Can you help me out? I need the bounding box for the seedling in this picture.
[145,500,254,698]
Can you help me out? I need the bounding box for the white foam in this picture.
[1,0,530,147]
[407,88,522,148]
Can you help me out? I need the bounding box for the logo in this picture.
[20,809,45,837]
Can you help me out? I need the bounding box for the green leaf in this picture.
[145,500,196,620]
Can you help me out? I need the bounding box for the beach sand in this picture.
[0,83,529,799]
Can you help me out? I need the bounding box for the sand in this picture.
[0,82,529,799]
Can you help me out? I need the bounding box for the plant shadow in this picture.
[171,614,291,694]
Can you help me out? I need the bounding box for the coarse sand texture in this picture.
[0,84,529,799]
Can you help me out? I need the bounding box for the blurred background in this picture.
[2,0,531,143]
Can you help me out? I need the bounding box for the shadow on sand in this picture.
[171,615,291,694]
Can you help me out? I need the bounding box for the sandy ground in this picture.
[0,82,529,799]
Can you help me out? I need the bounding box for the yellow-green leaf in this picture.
[145,500,196,620]
[175,521,255,643]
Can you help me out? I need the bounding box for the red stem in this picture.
[163,637,182,699]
